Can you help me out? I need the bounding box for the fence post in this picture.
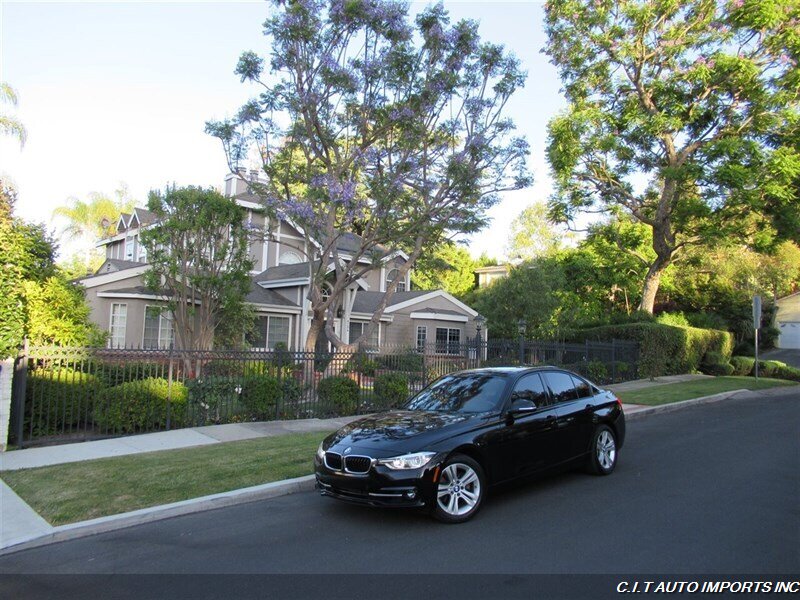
[611,339,617,383]
[166,348,173,430]
[518,336,525,365]
[9,340,28,450]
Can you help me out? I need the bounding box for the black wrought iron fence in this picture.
[9,338,638,447]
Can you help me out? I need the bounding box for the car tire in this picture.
[431,454,485,524]
[586,425,618,475]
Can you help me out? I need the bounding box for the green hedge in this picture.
[570,323,734,378]
[372,373,409,410]
[95,377,187,433]
[730,356,756,376]
[25,368,103,435]
[318,376,360,416]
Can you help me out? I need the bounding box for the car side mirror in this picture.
[509,397,537,414]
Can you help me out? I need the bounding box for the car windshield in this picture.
[404,373,508,413]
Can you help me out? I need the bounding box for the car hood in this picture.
[325,410,483,455]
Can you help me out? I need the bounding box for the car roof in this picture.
[450,366,560,376]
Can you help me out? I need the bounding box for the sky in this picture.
[0,0,567,261]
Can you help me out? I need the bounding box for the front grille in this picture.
[324,452,342,470]
[344,456,372,474]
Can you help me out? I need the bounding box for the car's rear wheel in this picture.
[586,425,617,475]
[432,454,485,523]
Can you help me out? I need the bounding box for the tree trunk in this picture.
[638,258,670,314]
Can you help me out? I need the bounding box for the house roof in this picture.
[410,308,465,317]
[474,265,509,274]
[246,279,299,307]
[133,207,158,225]
[254,262,313,282]
[351,290,433,313]
[81,258,144,280]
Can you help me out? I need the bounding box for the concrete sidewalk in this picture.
[0,373,735,554]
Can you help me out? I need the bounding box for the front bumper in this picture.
[314,454,440,508]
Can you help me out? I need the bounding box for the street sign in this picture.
[752,295,762,329]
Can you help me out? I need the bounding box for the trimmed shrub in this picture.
[373,373,409,410]
[376,352,424,373]
[730,356,756,377]
[758,360,786,378]
[318,376,360,416]
[774,365,800,382]
[240,375,282,419]
[93,361,165,387]
[569,323,734,378]
[586,360,608,383]
[186,376,242,423]
[95,377,187,433]
[24,368,103,435]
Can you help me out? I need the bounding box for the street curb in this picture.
[623,389,749,420]
[0,474,315,556]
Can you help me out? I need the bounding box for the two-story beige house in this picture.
[78,172,485,352]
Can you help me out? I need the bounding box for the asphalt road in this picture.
[1,390,798,598]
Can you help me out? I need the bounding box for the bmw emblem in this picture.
[343,447,352,455]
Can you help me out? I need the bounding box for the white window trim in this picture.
[249,315,292,350]
[416,325,427,351]
[108,303,127,349]
[435,326,462,356]
[142,304,175,349]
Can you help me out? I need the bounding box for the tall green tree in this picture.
[140,186,254,352]
[0,83,26,147]
[411,242,479,297]
[0,181,104,358]
[207,0,530,353]
[545,0,799,313]
[506,201,573,261]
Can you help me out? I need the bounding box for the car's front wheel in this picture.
[586,425,617,475]
[432,454,485,523]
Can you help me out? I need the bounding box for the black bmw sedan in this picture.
[315,366,625,523]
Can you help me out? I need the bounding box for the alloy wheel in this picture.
[436,462,481,517]
[596,430,616,470]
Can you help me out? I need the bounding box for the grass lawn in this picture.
[619,376,796,406]
[0,431,328,526]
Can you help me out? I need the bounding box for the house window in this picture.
[143,306,175,349]
[279,250,303,265]
[137,239,147,262]
[125,237,135,260]
[349,321,379,348]
[435,327,461,355]
[416,326,427,352]
[109,303,127,348]
[386,268,406,292]
[247,315,291,349]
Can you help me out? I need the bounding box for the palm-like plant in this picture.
[1,83,26,148]
[53,191,134,241]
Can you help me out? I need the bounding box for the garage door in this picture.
[778,322,800,349]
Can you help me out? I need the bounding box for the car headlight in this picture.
[316,441,326,460]
[377,452,436,470]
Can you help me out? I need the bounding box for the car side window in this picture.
[571,375,593,399]
[510,373,549,408]
[543,371,579,403]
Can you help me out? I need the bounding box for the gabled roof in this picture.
[246,278,299,308]
[116,213,131,233]
[351,290,434,313]
[254,262,313,283]
[86,258,144,278]
[132,207,158,226]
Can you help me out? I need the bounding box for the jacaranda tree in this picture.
[207,0,531,352]
[545,0,799,313]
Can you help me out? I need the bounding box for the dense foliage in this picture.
[141,186,254,352]
[0,182,104,358]
[545,0,799,313]
[95,378,188,433]
[318,375,360,416]
[372,372,409,410]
